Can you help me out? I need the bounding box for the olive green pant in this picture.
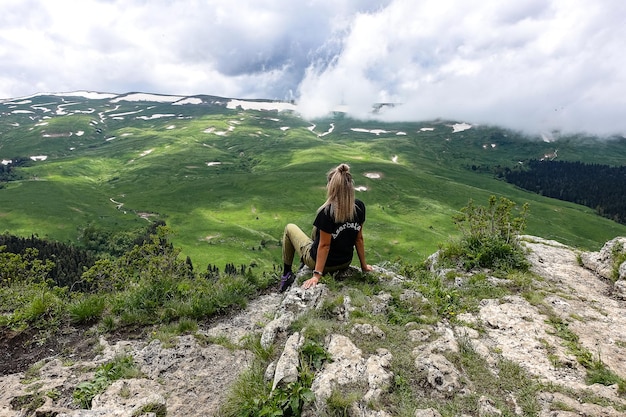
[282,223,351,273]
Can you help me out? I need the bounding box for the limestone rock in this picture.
[308,334,393,413]
[415,353,463,396]
[579,236,626,279]
[272,332,304,390]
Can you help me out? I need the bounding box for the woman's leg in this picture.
[282,223,313,272]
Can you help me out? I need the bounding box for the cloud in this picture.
[298,0,626,135]
[1,0,625,135]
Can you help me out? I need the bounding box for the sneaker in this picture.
[279,271,295,293]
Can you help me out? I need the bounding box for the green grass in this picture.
[2,96,626,272]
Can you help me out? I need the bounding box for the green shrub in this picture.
[441,196,530,272]
[69,294,106,324]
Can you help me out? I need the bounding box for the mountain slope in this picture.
[2,91,626,269]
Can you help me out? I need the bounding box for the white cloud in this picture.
[0,0,625,135]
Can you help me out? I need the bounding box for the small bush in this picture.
[69,295,106,324]
[441,196,530,272]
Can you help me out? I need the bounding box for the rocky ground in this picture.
[1,236,626,416]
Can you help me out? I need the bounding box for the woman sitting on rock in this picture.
[279,163,373,292]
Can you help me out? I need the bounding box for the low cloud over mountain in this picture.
[1,0,625,136]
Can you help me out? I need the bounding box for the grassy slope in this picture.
[1,95,626,271]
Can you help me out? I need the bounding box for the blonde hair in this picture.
[319,163,356,223]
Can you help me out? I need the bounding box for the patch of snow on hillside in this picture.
[140,149,153,157]
[451,123,472,133]
[30,155,47,161]
[392,155,398,163]
[206,162,222,167]
[52,91,117,100]
[355,186,368,192]
[35,122,48,127]
[111,93,184,103]
[136,114,176,120]
[397,132,407,135]
[2,160,12,165]
[420,127,435,131]
[11,110,34,114]
[76,131,84,136]
[351,128,389,135]
[319,123,335,137]
[226,99,296,112]
[110,110,143,117]
[280,126,290,131]
[173,97,203,105]
[541,132,554,142]
[364,172,381,179]
[166,125,176,130]
[308,124,316,132]
[31,105,51,113]
[106,137,116,142]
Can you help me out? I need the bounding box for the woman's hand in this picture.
[302,275,320,289]
[362,264,374,273]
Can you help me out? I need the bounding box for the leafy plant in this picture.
[73,355,142,409]
[441,196,530,272]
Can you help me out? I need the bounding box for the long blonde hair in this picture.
[318,163,356,223]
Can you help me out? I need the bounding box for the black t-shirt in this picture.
[310,199,366,266]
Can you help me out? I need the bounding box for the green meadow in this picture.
[1,94,626,271]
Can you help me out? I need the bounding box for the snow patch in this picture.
[420,127,435,131]
[351,128,389,135]
[364,172,382,179]
[206,162,222,167]
[30,155,47,161]
[173,97,203,105]
[226,99,296,112]
[318,123,335,137]
[139,149,153,157]
[355,186,368,192]
[53,91,117,100]
[111,93,184,103]
[280,126,290,131]
[110,110,143,117]
[136,113,175,120]
[1,160,12,165]
[451,123,472,133]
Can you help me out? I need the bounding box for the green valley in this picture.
[1,92,626,271]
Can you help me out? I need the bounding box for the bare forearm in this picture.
[355,230,373,273]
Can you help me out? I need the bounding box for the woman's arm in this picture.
[355,228,373,273]
[302,230,331,289]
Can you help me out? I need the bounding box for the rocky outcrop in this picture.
[2,236,626,416]
[580,236,626,300]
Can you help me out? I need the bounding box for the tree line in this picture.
[503,160,626,224]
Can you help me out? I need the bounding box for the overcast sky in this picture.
[1,0,625,136]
